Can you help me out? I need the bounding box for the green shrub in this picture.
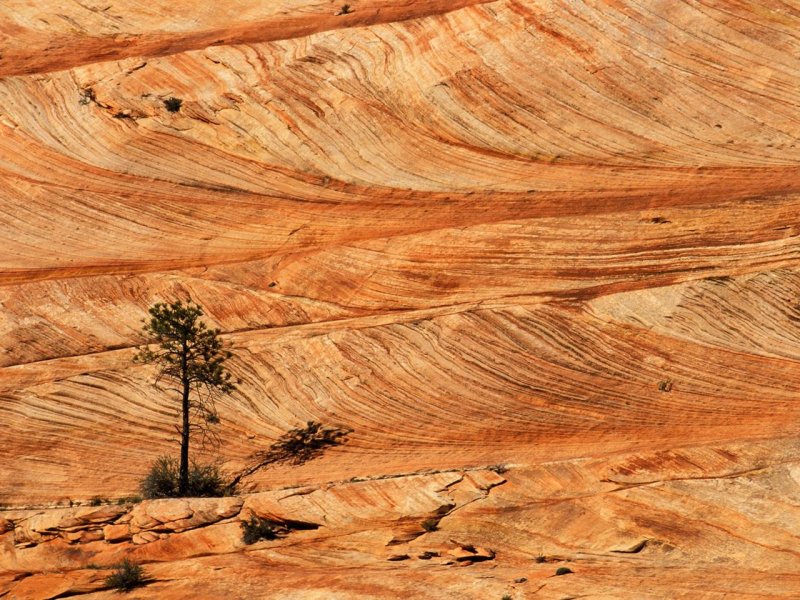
[555,566,573,576]
[241,516,284,545]
[163,97,182,112]
[187,462,228,496]
[420,518,439,532]
[89,496,107,506]
[79,87,96,105]
[116,495,143,505]
[140,456,228,499]
[488,464,509,474]
[105,559,145,592]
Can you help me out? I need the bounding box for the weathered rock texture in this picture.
[2,0,800,597]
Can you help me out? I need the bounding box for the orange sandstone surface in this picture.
[2,0,800,598]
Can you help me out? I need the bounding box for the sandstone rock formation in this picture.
[2,0,800,597]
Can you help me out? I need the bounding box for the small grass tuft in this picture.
[79,87,96,105]
[105,559,146,592]
[163,97,183,112]
[420,518,440,532]
[116,495,143,505]
[140,456,229,499]
[241,516,284,545]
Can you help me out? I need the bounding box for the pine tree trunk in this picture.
[179,343,190,496]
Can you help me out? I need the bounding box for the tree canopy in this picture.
[134,300,236,495]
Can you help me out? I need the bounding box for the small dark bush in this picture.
[420,518,439,532]
[89,496,107,506]
[139,456,180,498]
[241,516,284,545]
[534,554,547,563]
[555,566,573,576]
[502,595,513,600]
[79,87,96,105]
[337,4,353,15]
[163,97,183,112]
[488,464,509,474]
[187,462,228,496]
[140,456,228,499]
[116,495,143,505]
[105,559,145,592]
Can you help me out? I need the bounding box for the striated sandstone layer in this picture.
[2,0,800,598]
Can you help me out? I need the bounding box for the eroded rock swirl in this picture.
[2,0,800,597]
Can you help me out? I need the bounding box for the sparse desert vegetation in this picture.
[240,516,284,545]
[163,96,182,112]
[105,559,146,592]
[139,455,229,499]
[420,518,439,532]
[3,0,800,598]
[134,300,236,497]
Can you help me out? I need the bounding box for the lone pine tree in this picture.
[134,300,236,496]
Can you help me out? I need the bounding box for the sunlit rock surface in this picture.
[2,0,800,597]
